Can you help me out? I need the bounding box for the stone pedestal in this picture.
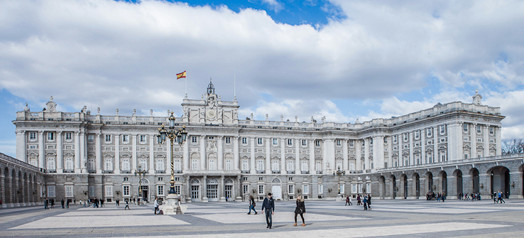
[235,196,242,202]
[219,196,226,202]
[160,194,183,215]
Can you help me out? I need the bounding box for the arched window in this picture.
[47,157,56,172]
[104,157,113,171]
[156,158,165,172]
[65,157,74,171]
[121,158,131,171]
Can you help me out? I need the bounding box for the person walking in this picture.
[247,195,257,215]
[124,199,130,210]
[345,196,350,206]
[367,194,372,209]
[44,198,49,209]
[61,198,65,209]
[294,195,306,227]
[357,194,361,206]
[363,195,368,210]
[154,197,159,215]
[261,193,275,229]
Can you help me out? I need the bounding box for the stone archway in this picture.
[400,174,408,199]
[488,166,510,198]
[470,168,480,194]
[453,169,463,199]
[412,173,420,199]
[439,171,448,195]
[379,176,386,199]
[390,175,397,199]
[426,172,434,193]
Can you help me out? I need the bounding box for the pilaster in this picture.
[149,134,155,174]
[250,137,255,174]
[115,134,120,174]
[218,136,224,171]
[471,123,477,158]
[342,139,348,173]
[200,135,206,170]
[57,131,63,173]
[38,131,44,169]
[295,138,300,174]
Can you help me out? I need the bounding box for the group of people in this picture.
[356,194,372,210]
[426,192,447,201]
[247,193,306,229]
[493,191,506,204]
[458,193,481,201]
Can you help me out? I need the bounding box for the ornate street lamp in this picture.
[157,112,187,214]
[333,166,345,197]
[135,165,147,205]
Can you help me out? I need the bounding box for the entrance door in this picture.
[141,185,149,202]
[271,186,282,200]
[225,185,233,201]
[191,185,200,201]
[207,184,218,202]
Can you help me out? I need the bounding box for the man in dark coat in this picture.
[261,193,275,229]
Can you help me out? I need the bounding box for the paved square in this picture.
[1,199,523,237]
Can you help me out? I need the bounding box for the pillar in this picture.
[114,134,120,174]
[38,131,44,170]
[57,131,63,173]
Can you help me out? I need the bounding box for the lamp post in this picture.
[157,112,188,214]
[333,166,345,198]
[135,165,147,205]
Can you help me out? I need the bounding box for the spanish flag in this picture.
[176,71,187,80]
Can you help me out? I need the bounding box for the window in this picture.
[191,159,199,170]
[336,140,341,146]
[301,140,307,146]
[258,185,264,195]
[87,134,94,142]
[89,186,95,197]
[439,125,446,135]
[122,158,131,171]
[209,159,217,170]
[427,128,433,137]
[105,186,113,197]
[393,135,397,143]
[225,137,231,144]
[463,124,468,132]
[104,158,113,171]
[315,140,320,146]
[29,132,37,141]
[47,157,56,172]
[303,184,309,194]
[65,185,74,197]
[476,125,481,134]
[349,140,354,147]
[256,160,264,171]
[174,185,181,195]
[174,159,181,171]
[65,132,72,141]
[241,160,249,171]
[158,185,164,196]
[403,133,408,142]
[340,184,345,194]
[140,135,146,143]
[272,138,278,145]
[315,161,322,172]
[318,184,324,194]
[191,136,198,143]
[123,185,130,196]
[138,159,147,171]
[257,138,263,145]
[122,135,129,143]
[47,185,56,197]
[225,159,232,171]
[65,157,74,171]
[288,184,295,194]
[243,185,249,194]
[272,160,279,172]
[123,177,129,182]
[287,160,294,172]
[301,160,308,172]
[489,127,494,135]
[287,139,293,146]
[47,132,55,141]
[156,158,165,172]
[105,134,112,142]
[88,158,95,172]
[242,137,247,144]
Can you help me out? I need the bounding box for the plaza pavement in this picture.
[1,199,524,237]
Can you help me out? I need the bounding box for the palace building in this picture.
[8,81,523,206]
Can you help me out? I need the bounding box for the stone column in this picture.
[364,138,370,171]
[114,134,120,174]
[342,139,349,173]
[495,126,502,156]
[132,134,137,171]
[80,131,87,173]
[421,132,425,165]
[57,131,63,173]
[483,125,489,157]
[95,133,101,173]
[200,136,206,171]
[309,139,315,174]
[433,128,438,163]
[373,136,384,169]
[218,136,224,171]
[399,133,403,166]
[265,138,271,174]
[149,134,155,174]
[409,132,414,166]
[219,175,225,202]
[16,130,26,163]
[471,123,477,158]
[202,175,208,202]
[75,132,81,173]
[183,136,189,171]
[233,136,239,170]
[280,138,286,175]
[388,137,393,168]
[448,123,463,161]
[38,131,44,170]
[250,137,255,174]
[295,138,300,174]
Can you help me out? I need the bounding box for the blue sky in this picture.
[1,0,524,157]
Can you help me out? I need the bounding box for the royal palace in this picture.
[2,81,523,208]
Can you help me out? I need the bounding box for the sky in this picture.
[1,0,524,157]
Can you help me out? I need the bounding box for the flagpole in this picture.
[184,71,188,98]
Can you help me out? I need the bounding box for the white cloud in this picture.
[261,0,283,12]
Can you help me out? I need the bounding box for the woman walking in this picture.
[247,195,257,215]
[294,195,306,227]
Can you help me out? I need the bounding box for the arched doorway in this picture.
[439,171,447,195]
[453,169,463,199]
[390,175,396,199]
[190,179,200,202]
[379,176,386,199]
[426,172,433,194]
[206,178,219,202]
[470,168,480,194]
[401,174,408,199]
[139,178,150,202]
[271,178,282,200]
[412,173,420,199]
[488,166,510,198]
[224,178,234,201]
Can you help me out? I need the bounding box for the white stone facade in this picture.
[13,84,506,202]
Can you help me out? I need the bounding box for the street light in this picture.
[157,112,188,214]
[333,166,345,197]
[135,165,147,205]
[157,112,188,195]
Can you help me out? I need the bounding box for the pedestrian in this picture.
[367,194,372,209]
[124,199,130,210]
[247,195,257,215]
[66,199,70,208]
[61,198,65,209]
[348,196,352,206]
[363,195,368,210]
[154,197,159,215]
[44,198,49,209]
[116,199,120,206]
[294,195,306,227]
[345,196,349,206]
[357,194,361,205]
[497,191,505,204]
[442,193,446,202]
[101,199,104,207]
[261,193,275,229]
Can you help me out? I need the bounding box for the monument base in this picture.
[160,194,183,215]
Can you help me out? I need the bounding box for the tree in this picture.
[501,139,524,155]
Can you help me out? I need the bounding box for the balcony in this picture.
[316,171,323,174]
[102,170,114,174]
[256,170,265,174]
[272,170,280,174]
[241,170,250,174]
[121,170,131,174]
[287,171,295,174]
[301,171,309,174]
[63,169,74,173]
[156,170,166,174]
